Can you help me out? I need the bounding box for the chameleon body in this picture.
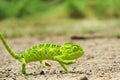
[0,32,84,76]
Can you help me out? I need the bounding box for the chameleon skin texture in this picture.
[0,32,84,76]
[20,44,61,63]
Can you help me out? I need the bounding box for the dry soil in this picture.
[0,36,120,80]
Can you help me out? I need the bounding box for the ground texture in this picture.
[0,36,120,80]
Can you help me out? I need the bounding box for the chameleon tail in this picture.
[0,32,20,60]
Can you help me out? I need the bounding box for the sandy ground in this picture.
[0,36,120,80]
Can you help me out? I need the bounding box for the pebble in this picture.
[80,76,88,80]
[40,70,45,75]
[59,70,63,73]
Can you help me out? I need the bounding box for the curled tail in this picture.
[0,32,20,60]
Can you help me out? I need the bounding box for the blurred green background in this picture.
[0,0,120,38]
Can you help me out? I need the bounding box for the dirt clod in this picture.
[40,70,45,75]
[80,76,88,80]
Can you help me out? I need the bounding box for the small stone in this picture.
[59,70,63,73]
[5,74,9,77]
[7,69,11,71]
[53,70,57,74]
[40,70,45,75]
[80,76,88,80]
[12,78,16,80]
[79,71,84,74]
[86,70,92,75]
[13,73,17,75]
[29,73,33,75]
[34,72,36,74]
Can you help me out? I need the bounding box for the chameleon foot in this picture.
[22,73,28,76]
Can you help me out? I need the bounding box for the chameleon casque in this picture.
[0,32,84,76]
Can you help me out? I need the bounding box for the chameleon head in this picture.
[60,43,84,59]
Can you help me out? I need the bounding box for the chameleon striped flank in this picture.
[0,32,84,76]
[20,44,61,62]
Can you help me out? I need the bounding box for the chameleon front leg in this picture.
[54,56,75,72]
[59,62,70,73]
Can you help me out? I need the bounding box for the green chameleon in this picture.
[0,32,84,76]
